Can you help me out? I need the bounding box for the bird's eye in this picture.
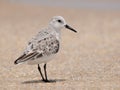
[57,20,62,23]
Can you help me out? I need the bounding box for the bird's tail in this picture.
[14,54,26,64]
[14,60,18,64]
[14,52,38,65]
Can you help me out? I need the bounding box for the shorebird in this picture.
[14,16,77,82]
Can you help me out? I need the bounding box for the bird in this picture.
[14,16,77,82]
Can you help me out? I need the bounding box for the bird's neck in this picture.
[48,25,61,40]
[48,24,61,33]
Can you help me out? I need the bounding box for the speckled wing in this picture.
[14,32,59,64]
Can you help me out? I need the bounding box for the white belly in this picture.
[27,54,56,65]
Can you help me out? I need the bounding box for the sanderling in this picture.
[14,16,77,82]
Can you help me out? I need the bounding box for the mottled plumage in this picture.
[15,28,60,64]
[14,16,77,82]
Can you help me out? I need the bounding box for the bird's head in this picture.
[49,16,77,33]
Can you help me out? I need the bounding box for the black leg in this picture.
[38,64,45,81]
[44,63,49,82]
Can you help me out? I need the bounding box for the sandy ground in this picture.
[0,1,120,90]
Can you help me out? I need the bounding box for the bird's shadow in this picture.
[22,79,66,84]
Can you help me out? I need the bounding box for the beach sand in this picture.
[0,1,120,90]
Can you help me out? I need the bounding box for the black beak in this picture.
[65,24,77,33]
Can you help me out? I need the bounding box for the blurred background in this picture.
[4,0,120,10]
[0,0,120,90]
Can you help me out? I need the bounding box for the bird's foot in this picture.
[42,79,50,83]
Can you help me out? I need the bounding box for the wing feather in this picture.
[14,30,59,64]
[14,52,39,64]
